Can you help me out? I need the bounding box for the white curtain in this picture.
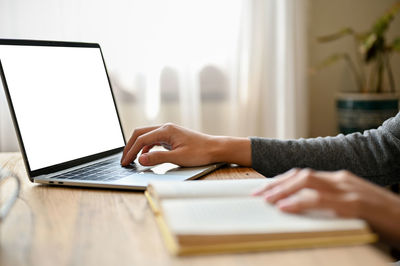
[234,0,308,138]
[0,0,308,152]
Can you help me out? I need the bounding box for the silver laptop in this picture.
[0,39,222,190]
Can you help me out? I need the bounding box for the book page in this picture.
[161,197,367,235]
[149,179,274,199]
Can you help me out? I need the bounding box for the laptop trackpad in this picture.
[145,163,180,175]
[116,163,215,186]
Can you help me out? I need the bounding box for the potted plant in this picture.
[312,1,400,134]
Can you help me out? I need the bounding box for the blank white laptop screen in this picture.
[0,45,125,171]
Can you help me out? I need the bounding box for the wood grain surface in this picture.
[0,153,392,266]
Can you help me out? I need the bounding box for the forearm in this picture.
[210,136,252,167]
[251,114,400,185]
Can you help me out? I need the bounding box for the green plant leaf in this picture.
[317,28,360,43]
[310,54,344,73]
[359,2,400,62]
[311,53,363,91]
[360,33,377,53]
[311,53,357,73]
[392,37,400,52]
[362,35,385,62]
[372,1,400,36]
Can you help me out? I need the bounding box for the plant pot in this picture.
[336,93,399,134]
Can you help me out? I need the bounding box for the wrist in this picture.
[208,136,251,166]
[360,191,400,246]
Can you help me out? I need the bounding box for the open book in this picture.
[145,179,376,256]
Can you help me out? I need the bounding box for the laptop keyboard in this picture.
[50,158,139,181]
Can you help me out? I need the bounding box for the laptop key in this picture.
[49,158,138,181]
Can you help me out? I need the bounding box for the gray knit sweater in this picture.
[250,112,400,186]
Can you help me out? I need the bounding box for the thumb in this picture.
[139,150,177,166]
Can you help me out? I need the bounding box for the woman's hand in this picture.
[253,168,400,247]
[120,123,251,167]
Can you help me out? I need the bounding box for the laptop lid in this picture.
[0,39,126,181]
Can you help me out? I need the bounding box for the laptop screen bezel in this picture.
[0,39,127,181]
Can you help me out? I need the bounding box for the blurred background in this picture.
[0,0,399,152]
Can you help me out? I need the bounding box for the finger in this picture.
[252,168,300,196]
[276,191,337,213]
[121,127,169,166]
[277,191,359,218]
[264,169,341,203]
[139,150,179,166]
[122,126,161,160]
[141,144,159,154]
[123,126,160,157]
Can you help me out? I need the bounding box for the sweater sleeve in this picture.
[250,112,400,186]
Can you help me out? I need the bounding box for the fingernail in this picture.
[277,201,290,210]
[263,187,280,201]
[251,189,262,196]
[121,157,129,165]
[277,198,295,211]
[252,184,273,196]
[264,193,275,202]
[139,154,148,165]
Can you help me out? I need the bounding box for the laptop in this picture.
[0,39,222,190]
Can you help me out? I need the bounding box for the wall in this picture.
[308,0,400,137]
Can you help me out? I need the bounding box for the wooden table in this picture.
[0,153,392,266]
